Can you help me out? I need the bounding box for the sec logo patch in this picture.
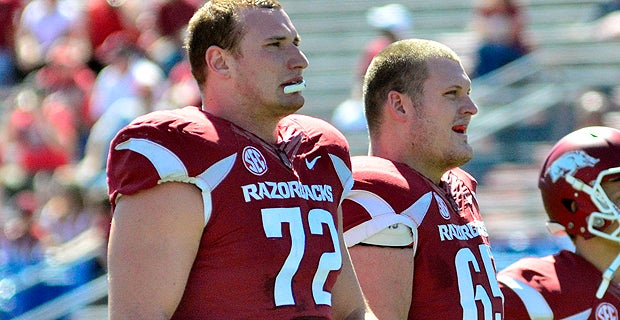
[596,302,618,320]
[243,146,268,176]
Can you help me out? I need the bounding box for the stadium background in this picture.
[0,0,619,318]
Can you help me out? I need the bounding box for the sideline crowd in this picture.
[0,0,202,317]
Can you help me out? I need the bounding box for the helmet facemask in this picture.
[565,166,620,299]
[583,167,620,243]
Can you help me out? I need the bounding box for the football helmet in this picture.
[539,126,620,241]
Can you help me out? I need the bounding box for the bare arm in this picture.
[331,207,378,320]
[348,244,413,320]
[107,182,205,320]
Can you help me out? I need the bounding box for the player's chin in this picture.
[452,144,474,165]
[278,100,304,115]
[283,96,305,109]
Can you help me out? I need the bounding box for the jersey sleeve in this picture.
[498,258,555,320]
[106,107,230,209]
[342,156,425,247]
[357,223,414,246]
[342,189,417,247]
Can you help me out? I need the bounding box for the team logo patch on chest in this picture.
[434,193,451,220]
[243,146,268,176]
[596,302,618,320]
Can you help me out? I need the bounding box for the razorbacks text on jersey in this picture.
[342,156,504,319]
[107,106,354,319]
[499,250,620,320]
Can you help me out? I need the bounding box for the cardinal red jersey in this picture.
[107,106,353,319]
[499,250,620,320]
[342,156,504,319]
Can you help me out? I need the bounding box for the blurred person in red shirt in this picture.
[0,0,23,86]
[33,37,97,158]
[470,0,532,78]
[85,0,139,72]
[4,89,71,179]
[332,3,412,133]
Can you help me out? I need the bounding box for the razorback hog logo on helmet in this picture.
[546,150,600,183]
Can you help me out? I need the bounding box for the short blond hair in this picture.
[363,39,461,135]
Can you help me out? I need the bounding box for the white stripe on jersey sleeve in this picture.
[562,309,593,320]
[194,154,237,225]
[396,191,433,257]
[329,153,354,205]
[400,191,433,227]
[115,138,237,226]
[497,274,554,320]
[116,138,188,179]
[344,189,416,247]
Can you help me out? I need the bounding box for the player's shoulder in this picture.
[350,156,432,193]
[503,250,584,274]
[112,106,236,152]
[498,250,596,318]
[281,113,339,130]
[279,114,350,161]
[280,114,348,144]
[121,106,218,133]
[499,252,565,284]
[107,107,242,204]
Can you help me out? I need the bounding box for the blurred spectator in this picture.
[32,37,97,159]
[332,3,412,132]
[85,0,139,72]
[36,181,93,248]
[81,186,112,269]
[0,176,108,317]
[15,0,83,73]
[73,97,147,196]
[575,89,610,128]
[88,31,165,123]
[0,190,45,317]
[34,176,106,286]
[146,0,199,75]
[155,59,201,110]
[0,0,23,87]
[356,3,412,85]
[592,0,620,20]
[592,0,620,40]
[470,0,532,78]
[0,191,43,272]
[157,0,198,38]
[2,89,71,188]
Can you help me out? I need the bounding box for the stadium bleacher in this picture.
[283,0,610,122]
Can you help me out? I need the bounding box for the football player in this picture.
[105,1,373,319]
[498,126,620,319]
[341,38,504,319]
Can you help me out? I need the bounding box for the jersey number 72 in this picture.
[262,207,342,307]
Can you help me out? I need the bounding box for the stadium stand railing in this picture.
[0,229,107,319]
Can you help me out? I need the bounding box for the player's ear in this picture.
[205,46,230,78]
[386,90,408,123]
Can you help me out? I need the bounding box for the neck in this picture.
[369,140,443,184]
[214,107,281,143]
[202,95,282,144]
[575,236,620,283]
